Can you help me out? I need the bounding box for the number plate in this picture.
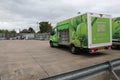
[98,48,104,50]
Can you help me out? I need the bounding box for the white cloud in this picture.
[0,0,120,32]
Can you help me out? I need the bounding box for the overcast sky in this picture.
[0,0,120,32]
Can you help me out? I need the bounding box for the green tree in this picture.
[20,29,29,33]
[0,29,11,34]
[38,22,52,33]
[10,30,16,34]
[20,27,35,33]
[0,29,16,34]
[28,27,35,33]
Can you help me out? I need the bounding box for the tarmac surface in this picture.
[0,40,120,80]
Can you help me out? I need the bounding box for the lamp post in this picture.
[36,22,40,33]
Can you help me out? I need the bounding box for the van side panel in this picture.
[57,14,88,48]
[112,17,120,46]
[69,14,88,48]
[112,17,120,39]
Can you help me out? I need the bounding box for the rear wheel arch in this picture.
[70,44,78,54]
[49,40,54,47]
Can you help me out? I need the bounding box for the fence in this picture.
[0,33,50,40]
[0,33,5,40]
[34,33,50,40]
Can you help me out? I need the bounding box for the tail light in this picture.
[91,48,97,53]
[105,46,111,49]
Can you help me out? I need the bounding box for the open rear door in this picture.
[88,13,112,48]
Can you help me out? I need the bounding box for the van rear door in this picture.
[88,13,112,48]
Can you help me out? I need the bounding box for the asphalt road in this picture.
[0,40,120,80]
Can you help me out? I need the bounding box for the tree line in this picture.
[0,29,16,34]
[0,21,53,34]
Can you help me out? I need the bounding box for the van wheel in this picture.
[50,41,54,47]
[116,45,120,48]
[112,45,119,49]
[71,45,78,54]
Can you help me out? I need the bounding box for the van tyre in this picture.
[112,45,119,49]
[50,41,54,47]
[71,45,78,54]
[116,45,120,48]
